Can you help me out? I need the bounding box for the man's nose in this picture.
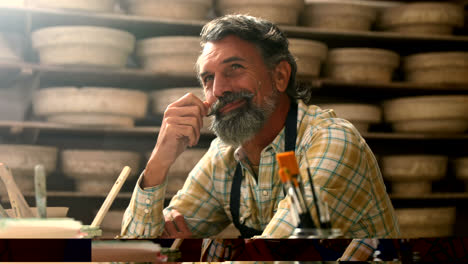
[212,74,231,98]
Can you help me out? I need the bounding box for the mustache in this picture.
[207,91,255,116]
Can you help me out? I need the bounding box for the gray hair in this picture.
[197,14,312,101]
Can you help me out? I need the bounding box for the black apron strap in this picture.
[229,101,298,238]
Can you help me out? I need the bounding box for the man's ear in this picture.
[272,60,291,92]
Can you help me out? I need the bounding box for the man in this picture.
[121,14,399,261]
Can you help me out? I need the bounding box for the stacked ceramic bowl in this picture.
[378,2,464,35]
[216,0,305,25]
[403,52,468,84]
[33,87,148,127]
[383,95,468,133]
[288,38,327,79]
[396,207,456,237]
[27,0,116,12]
[301,1,377,31]
[61,149,141,194]
[150,87,212,132]
[325,48,399,82]
[32,26,135,67]
[381,155,448,195]
[319,103,381,133]
[454,157,468,191]
[122,0,212,20]
[0,144,58,196]
[146,148,207,195]
[136,36,201,78]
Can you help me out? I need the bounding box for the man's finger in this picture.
[172,210,192,235]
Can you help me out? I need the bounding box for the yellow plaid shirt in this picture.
[121,100,399,261]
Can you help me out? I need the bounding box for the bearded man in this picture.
[121,14,399,261]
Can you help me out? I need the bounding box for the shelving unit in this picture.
[0,2,467,235]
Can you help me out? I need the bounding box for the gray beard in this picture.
[209,90,278,147]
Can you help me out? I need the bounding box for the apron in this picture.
[229,101,298,238]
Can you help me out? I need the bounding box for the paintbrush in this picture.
[0,163,34,218]
[0,203,8,218]
[277,152,316,228]
[34,164,47,218]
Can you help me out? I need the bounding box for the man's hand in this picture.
[161,210,193,238]
[143,93,209,187]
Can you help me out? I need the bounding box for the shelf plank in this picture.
[3,191,468,202]
[28,7,205,38]
[281,25,468,54]
[33,64,200,89]
[0,121,466,140]
[302,78,468,98]
[390,192,468,200]
[0,120,214,136]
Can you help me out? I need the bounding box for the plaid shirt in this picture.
[121,100,399,261]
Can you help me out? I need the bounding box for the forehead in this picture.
[198,35,263,70]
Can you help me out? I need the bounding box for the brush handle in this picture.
[34,165,47,218]
[91,166,131,227]
[0,164,34,218]
[0,203,8,218]
[170,239,184,250]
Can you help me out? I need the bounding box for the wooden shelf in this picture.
[33,64,199,89]
[0,121,466,140]
[4,190,468,203]
[281,25,468,54]
[0,121,214,137]
[303,78,468,99]
[390,192,468,200]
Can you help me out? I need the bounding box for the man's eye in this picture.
[203,75,214,84]
[231,64,244,70]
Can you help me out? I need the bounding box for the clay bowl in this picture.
[123,0,212,20]
[136,36,201,78]
[325,48,399,82]
[216,0,305,25]
[301,1,377,31]
[0,144,57,196]
[33,87,148,127]
[381,155,448,195]
[378,2,464,35]
[319,103,381,133]
[32,26,135,67]
[403,52,468,84]
[61,149,141,193]
[28,0,116,12]
[288,38,327,79]
[383,95,468,133]
[396,207,456,237]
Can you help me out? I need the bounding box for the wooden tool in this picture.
[0,163,34,218]
[34,164,47,218]
[170,239,184,250]
[91,166,131,228]
[0,203,9,218]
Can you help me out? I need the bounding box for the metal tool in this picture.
[34,164,47,218]
[0,163,34,218]
[302,153,330,229]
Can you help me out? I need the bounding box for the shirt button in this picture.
[145,199,151,204]
[144,209,149,214]
[262,190,268,196]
